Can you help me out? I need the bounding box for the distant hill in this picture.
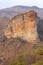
[0,6,43,19]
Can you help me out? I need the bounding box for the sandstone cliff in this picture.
[4,10,40,42]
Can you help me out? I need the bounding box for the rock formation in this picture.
[4,10,40,42]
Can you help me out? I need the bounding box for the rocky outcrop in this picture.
[4,10,40,42]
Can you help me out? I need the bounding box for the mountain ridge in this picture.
[0,5,43,18]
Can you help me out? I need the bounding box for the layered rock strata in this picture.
[4,10,40,42]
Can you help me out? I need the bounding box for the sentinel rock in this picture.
[4,10,40,42]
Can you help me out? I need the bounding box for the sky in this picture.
[0,0,43,9]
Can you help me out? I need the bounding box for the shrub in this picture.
[9,54,26,65]
[17,54,25,62]
[33,48,43,55]
[32,60,43,65]
[9,61,25,65]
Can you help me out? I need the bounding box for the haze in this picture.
[0,0,43,9]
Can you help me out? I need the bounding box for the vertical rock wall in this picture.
[4,10,40,42]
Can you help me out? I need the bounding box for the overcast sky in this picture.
[0,0,43,9]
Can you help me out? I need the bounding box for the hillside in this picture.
[0,6,43,65]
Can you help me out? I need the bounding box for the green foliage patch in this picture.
[32,60,43,65]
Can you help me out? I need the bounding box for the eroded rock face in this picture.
[4,10,40,42]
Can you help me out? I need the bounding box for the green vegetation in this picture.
[33,48,43,55]
[32,48,43,65]
[9,54,26,65]
[9,48,43,65]
[9,61,25,65]
[17,54,25,62]
[32,60,43,65]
